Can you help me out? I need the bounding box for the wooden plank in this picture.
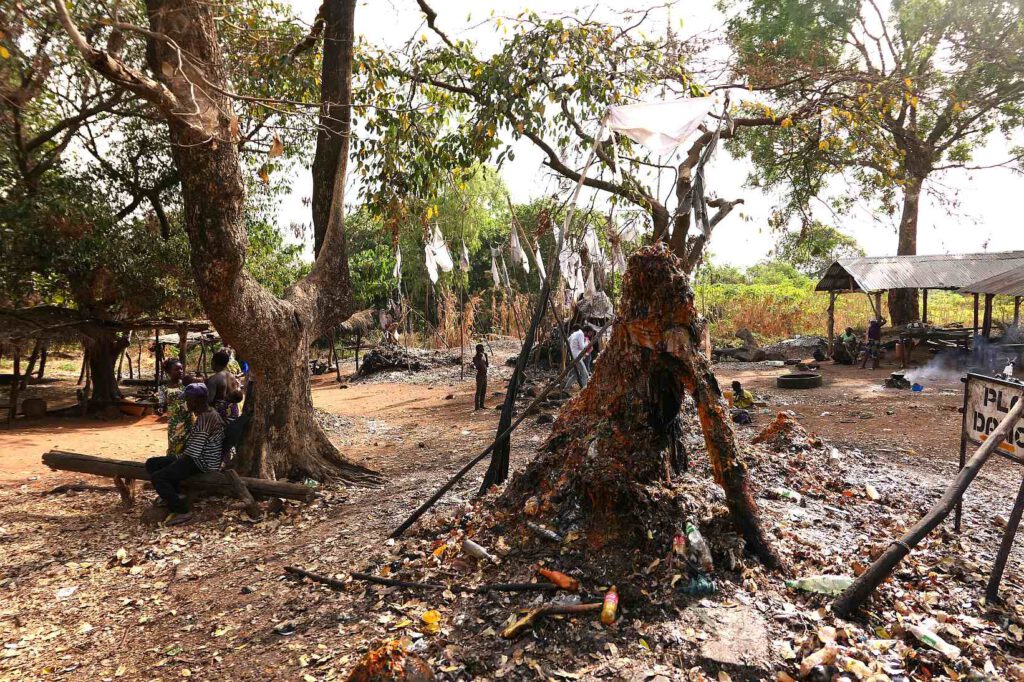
[42,450,315,502]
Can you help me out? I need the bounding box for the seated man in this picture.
[145,383,225,525]
[833,327,858,365]
[730,380,756,424]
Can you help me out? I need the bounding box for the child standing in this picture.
[472,344,488,410]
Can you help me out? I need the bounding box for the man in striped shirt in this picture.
[145,383,225,525]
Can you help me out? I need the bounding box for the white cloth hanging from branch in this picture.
[490,249,501,286]
[431,224,454,273]
[392,245,402,282]
[533,242,546,281]
[509,225,530,273]
[611,242,627,275]
[499,254,512,288]
[605,97,714,154]
[585,267,597,297]
[424,243,439,284]
[460,241,470,273]
[583,224,605,267]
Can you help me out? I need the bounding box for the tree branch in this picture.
[51,0,207,138]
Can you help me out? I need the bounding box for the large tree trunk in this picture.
[82,333,127,403]
[133,0,376,482]
[502,246,781,568]
[888,174,924,325]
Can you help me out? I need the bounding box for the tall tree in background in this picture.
[724,0,1024,324]
[773,222,864,277]
[52,0,379,482]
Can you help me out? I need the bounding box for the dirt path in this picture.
[2,356,1022,679]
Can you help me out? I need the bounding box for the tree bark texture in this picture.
[502,245,781,568]
[134,0,376,482]
[888,174,923,325]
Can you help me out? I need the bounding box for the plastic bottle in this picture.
[785,575,853,595]
[461,538,497,563]
[685,522,714,573]
[536,567,579,592]
[600,586,618,625]
[773,487,803,502]
[672,531,686,558]
[907,624,961,659]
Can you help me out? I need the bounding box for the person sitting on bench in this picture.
[145,383,225,525]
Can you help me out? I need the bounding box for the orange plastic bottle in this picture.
[536,567,580,592]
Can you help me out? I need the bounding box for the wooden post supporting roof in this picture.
[1014,297,1021,327]
[922,289,929,324]
[826,291,837,356]
[973,293,980,336]
[982,294,995,340]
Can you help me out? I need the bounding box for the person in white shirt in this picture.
[564,326,593,390]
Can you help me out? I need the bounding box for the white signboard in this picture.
[963,374,1024,457]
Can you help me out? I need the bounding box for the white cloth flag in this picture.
[490,249,501,286]
[425,243,439,284]
[583,224,605,266]
[430,224,454,273]
[605,97,714,155]
[460,241,470,272]
[612,243,627,275]
[509,226,530,273]
[533,242,546,281]
[392,245,402,282]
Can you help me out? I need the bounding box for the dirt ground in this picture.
[2,350,1023,680]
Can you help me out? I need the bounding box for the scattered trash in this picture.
[865,484,880,501]
[785,575,853,595]
[772,487,803,503]
[461,538,497,564]
[678,574,716,596]
[907,622,961,659]
[685,522,714,574]
[536,567,579,592]
[55,586,77,600]
[526,521,563,543]
[600,586,619,625]
[523,496,539,516]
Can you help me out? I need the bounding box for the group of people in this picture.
[833,317,887,369]
[148,348,245,525]
[469,323,599,412]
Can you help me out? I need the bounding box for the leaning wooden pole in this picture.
[392,317,614,538]
[479,118,608,492]
[833,396,1024,617]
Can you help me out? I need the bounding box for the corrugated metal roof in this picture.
[959,265,1024,297]
[815,251,1024,292]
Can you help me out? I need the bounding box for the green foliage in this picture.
[724,0,1024,229]
[0,170,191,318]
[773,222,864,276]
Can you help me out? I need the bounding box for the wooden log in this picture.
[41,450,315,502]
[285,566,558,595]
[833,396,1024,617]
[224,469,261,519]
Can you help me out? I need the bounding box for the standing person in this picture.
[472,343,489,410]
[860,317,887,370]
[564,325,593,391]
[145,383,225,525]
[157,359,192,456]
[206,347,243,420]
